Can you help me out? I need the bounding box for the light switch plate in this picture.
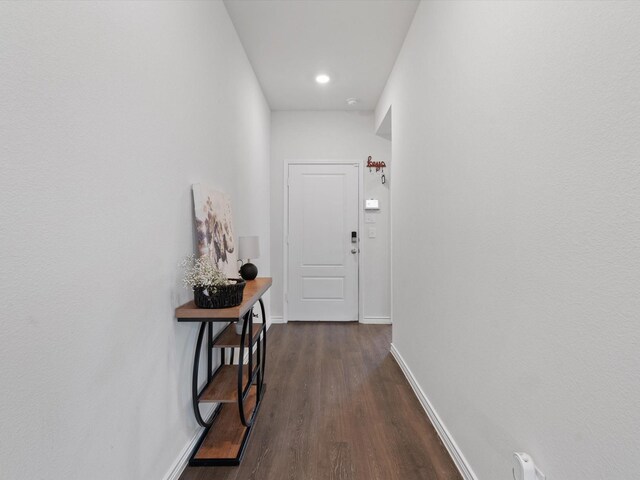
[365,199,379,210]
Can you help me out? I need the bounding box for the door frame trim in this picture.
[283,159,364,323]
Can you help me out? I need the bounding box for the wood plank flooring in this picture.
[179,322,461,480]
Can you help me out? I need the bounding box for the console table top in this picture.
[176,277,272,321]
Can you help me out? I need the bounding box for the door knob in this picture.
[351,248,357,254]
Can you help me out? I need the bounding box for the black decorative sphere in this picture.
[239,262,258,281]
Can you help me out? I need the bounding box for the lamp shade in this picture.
[238,235,260,260]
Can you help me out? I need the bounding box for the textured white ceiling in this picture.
[224,0,419,110]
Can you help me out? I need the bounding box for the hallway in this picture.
[3,2,640,478]
[180,323,460,480]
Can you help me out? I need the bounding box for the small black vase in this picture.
[239,262,258,281]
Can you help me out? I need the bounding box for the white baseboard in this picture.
[390,343,477,480]
[361,316,392,324]
[162,425,203,480]
[272,315,388,324]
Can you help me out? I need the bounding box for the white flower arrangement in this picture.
[181,254,230,292]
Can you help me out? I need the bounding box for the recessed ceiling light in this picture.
[315,74,331,84]
[346,97,359,106]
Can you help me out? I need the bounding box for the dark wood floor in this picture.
[179,322,461,480]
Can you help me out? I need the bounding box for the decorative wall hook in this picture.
[366,155,386,172]
[367,155,387,184]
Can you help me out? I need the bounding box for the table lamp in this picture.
[238,235,260,280]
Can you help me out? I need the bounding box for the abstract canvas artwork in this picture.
[192,184,238,278]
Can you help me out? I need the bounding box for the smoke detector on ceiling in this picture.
[346,97,359,106]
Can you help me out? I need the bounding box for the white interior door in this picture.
[287,163,359,321]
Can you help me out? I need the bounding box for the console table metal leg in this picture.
[192,322,214,428]
[258,298,266,394]
[237,310,253,427]
[207,322,213,383]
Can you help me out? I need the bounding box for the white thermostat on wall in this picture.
[365,199,379,210]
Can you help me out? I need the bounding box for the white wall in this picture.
[0,2,270,479]
[270,111,391,321]
[377,1,640,479]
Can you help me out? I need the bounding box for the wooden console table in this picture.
[176,277,272,466]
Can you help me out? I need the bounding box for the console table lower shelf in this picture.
[190,383,266,466]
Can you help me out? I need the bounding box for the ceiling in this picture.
[224,0,419,111]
